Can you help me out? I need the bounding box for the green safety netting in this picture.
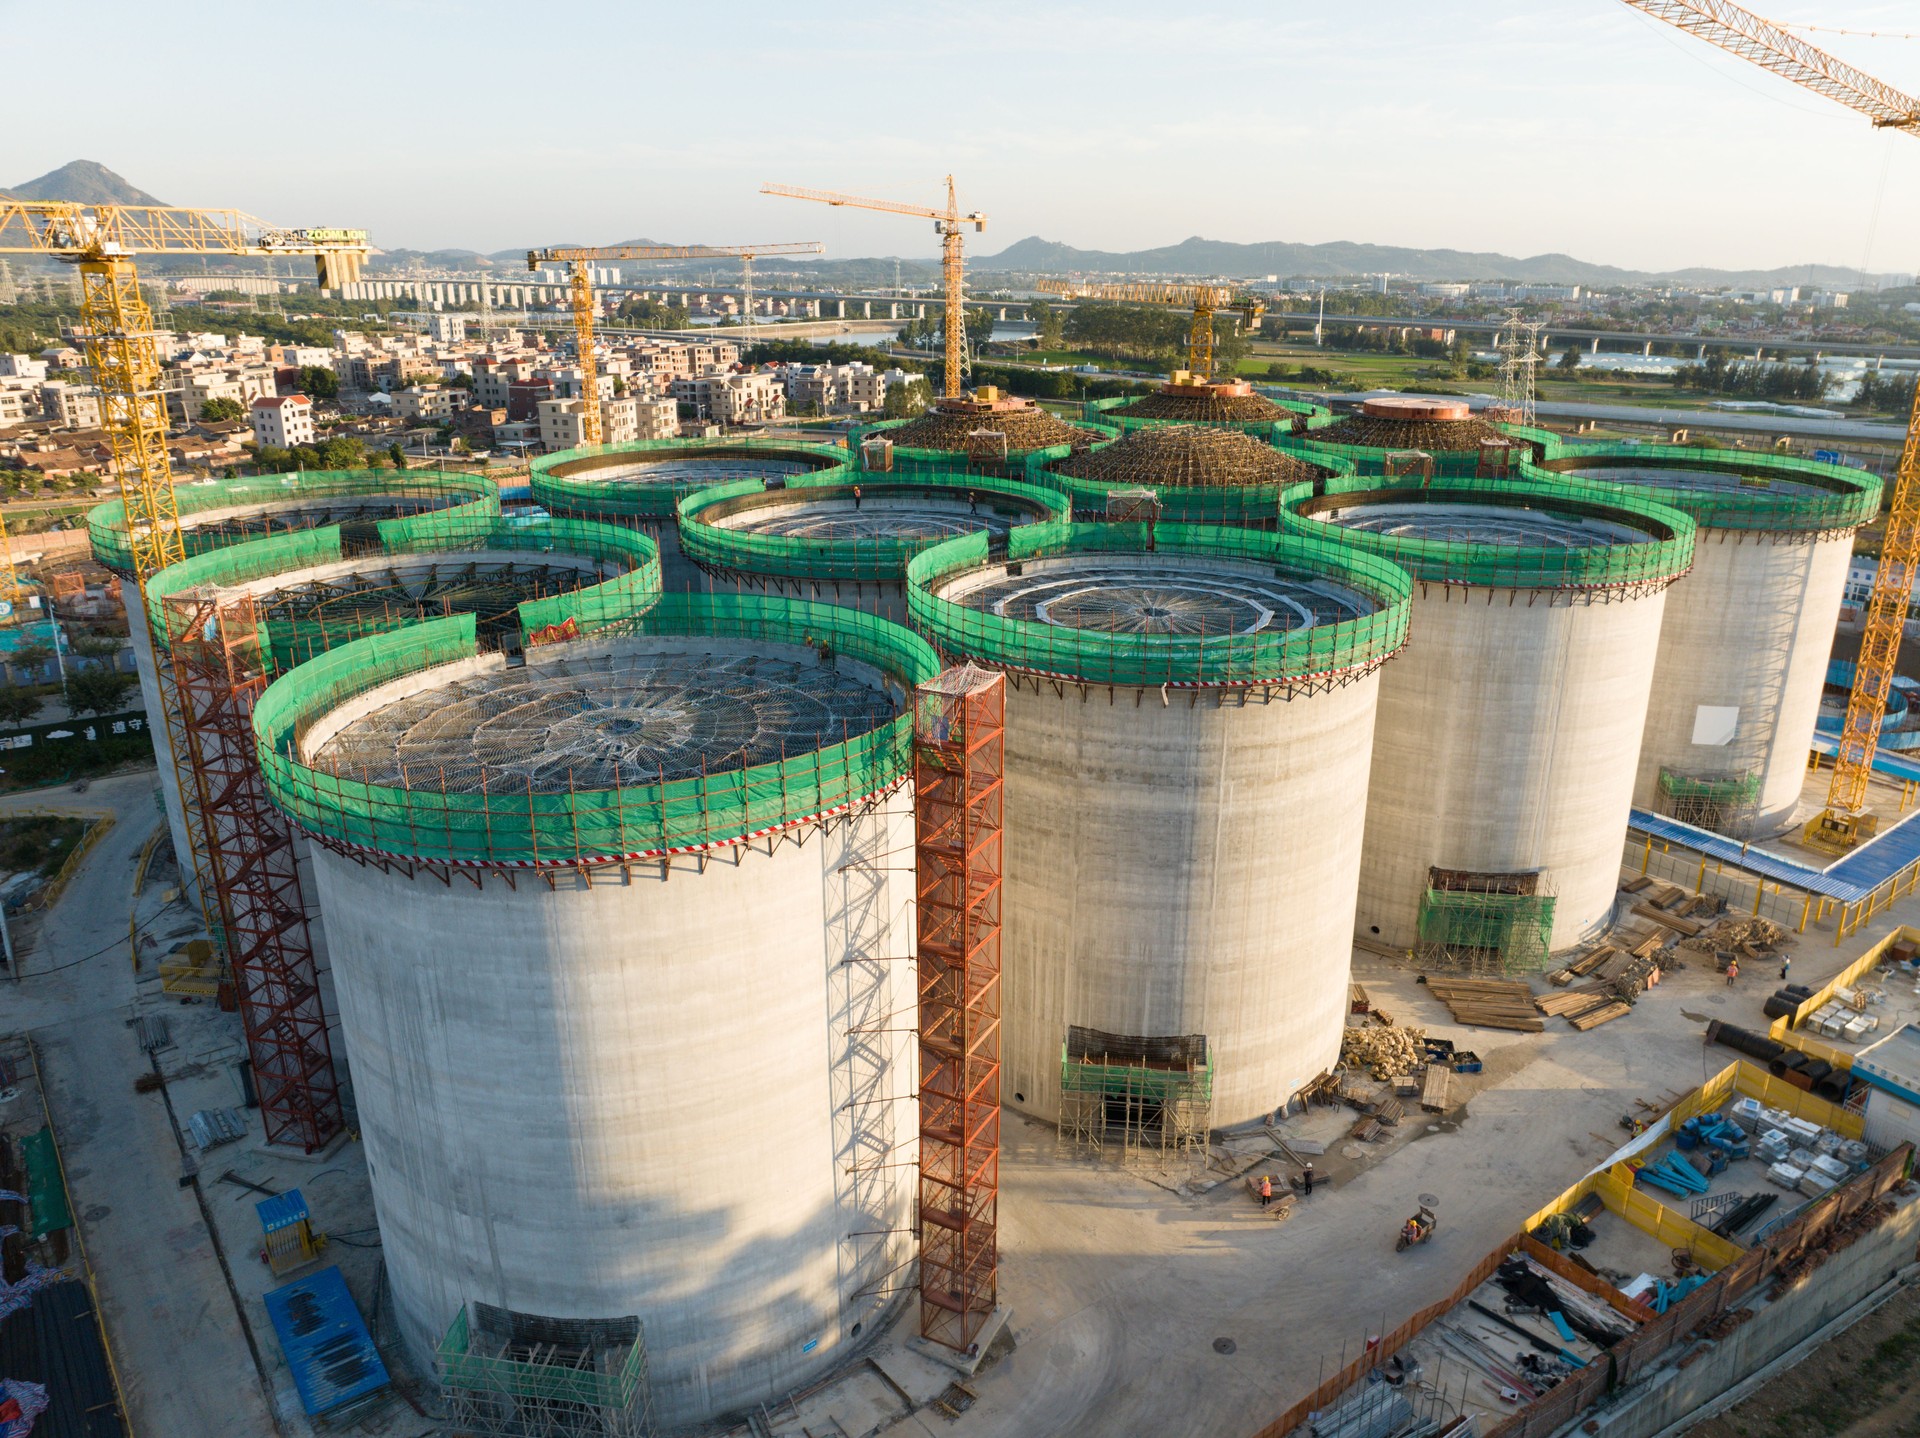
[845,416,1119,474]
[1658,768,1762,803]
[1024,436,1357,528]
[1519,442,1882,535]
[144,512,661,674]
[531,437,849,520]
[676,468,1067,583]
[906,518,1414,688]
[88,469,499,573]
[22,1128,71,1240]
[253,594,940,865]
[1277,473,1697,591]
[439,1307,647,1410]
[1079,391,1336,439]
[1417,888,1556,975]
[1059,1048,1215,1104]
[1298,428,1553,476]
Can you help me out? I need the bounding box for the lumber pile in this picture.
[1547,943,1619,987]
[1535,984,1633,1030]
[1339,1023,1426,1080]
[1421,1064,1454,1113]
[1424,978,1544,1033]
[1632,902,1707,937]
[1679,915,1788,960]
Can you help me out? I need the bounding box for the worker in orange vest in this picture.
[1726,958,1739,987]
[1259,1175,1272,1208]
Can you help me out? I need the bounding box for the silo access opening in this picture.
[438,1304,652,1438]
[1058,1027,1213,1163]
[1417,868,1556,976]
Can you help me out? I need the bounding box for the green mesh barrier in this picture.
[676,469,1067,583]
[439,1307,648,1410]
[1079,391,1334,438]
[1658,769,1762,802]
[87,469,498,573]
[1298,432,1550,476]
[531,437,849,520]
[1025,438,1357,528]
[906,518,1413,688]
[1277,473,1696,591]
[1519,443,1882,534]
[1417,889,1556,974]
[143,513,661,674]
[253,595,940,865]
[1059,1049,1215,1104]
[22,1128,71,1240]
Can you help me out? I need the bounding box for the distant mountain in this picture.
[979,234,1887,291]
[3,160,167,207]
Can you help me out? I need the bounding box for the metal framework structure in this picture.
[1416,871,1557,976]
[912,666,1003,1354]
[1491,307,1544,429]
[1034,278,1264,380]
[1057,1029,1213,1165]
[764,178,985,399]
[163,592,343,1152]
[1615,2,1919,848]
[0,205,370,1062]
[439,1305,653,1438]
[524,241,824,448]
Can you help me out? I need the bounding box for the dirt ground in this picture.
[1692,1285,1920,1438]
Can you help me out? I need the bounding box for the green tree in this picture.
[388,442,407,469]
[297,365,340,400]
[70,636,120,662]
[291,445,322,470]
[615,297,691,329]
[198,397,245,423]
[254,445,292,473]
[884,375,932,418]
[963,306,995,359]
[0,685,42,727]
[1558,346,1583,371]
[319,435,365,469]
[449,372,474,391]
[9,642,53,675]
[64,666,136,717]
[1028,299,1065,350]
[1211,317,1251,377]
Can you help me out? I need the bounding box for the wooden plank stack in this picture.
[1421,1064,1454,1112]
[1423,978,1544,1032]
[1534,984,1633,1030]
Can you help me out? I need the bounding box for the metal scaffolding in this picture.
[913,665,1003,1354]
[1057,1028,1213,1164]
[438,1305,652,1438]
[1417,870,1557,976]
[163,591,343,1153]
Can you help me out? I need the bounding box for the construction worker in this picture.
[1726,958,1740,987]
[1302,1162,1316,1197]
[852,483,863,510]
[1780,956,1791,983]
[1259,1175,1272,1208]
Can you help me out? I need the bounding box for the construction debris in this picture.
[1423,977,1544,1032]
[1680,915,1789,960]
[1339,1023,1426,1080]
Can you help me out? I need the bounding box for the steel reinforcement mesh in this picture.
[1279,474,1696,591]
[1083,391,1335,438]
[438,1306,648,1413]
[531,437,849,520]
[88,469,499,573]
[677,469,1066,584]
[252,595,941,864]
[1520,441,1882,535]
[1032,430,1355,527]
[144,514,662,672]
[847,418,1119,474]
[906,518,1413,688]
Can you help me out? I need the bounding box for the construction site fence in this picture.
[1252,1136,1913,1438]
[1770,925,1915,1041]
[531,436,851,520]
[1519,441,1882,535]
[88,468,499,574]
[845,417,1121,477]
[1022,442,1358,529]
[905,518,1414,689]
[675,468,1068,584]
[253,594,940,866]
[1276,472,1698,591]
[143,512,662,673]
[1078,391,1337,438]
[437,1306,647,1411]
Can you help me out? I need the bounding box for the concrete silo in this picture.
[676,470,1063,621]
[1281,476,1696,967]
[252,596,938,1427]
[88,470,498,910]
[1531,445,1880,836]
[907,520,1413,1133]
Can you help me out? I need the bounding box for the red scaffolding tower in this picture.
[913,665,1003,1353]
[165,591,343,1153]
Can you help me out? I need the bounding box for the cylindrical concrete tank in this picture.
[1039,421,1350,529]
[1530,446,1880,836]
[252,596,938,1426]
[89,469,498,908]
[1280,476,1696,966]
[676,470,1063,621]
[908,521,1413,1129]
[531,437,847,591]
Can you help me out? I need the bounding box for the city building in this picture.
[251,394,315,450]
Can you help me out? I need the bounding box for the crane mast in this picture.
[1617,1,1919,850]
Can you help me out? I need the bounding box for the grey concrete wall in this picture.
[1583,1193,1920,1438]
[122,576,197,912]
[311,791,918,1428]
[1633,532,1852,839]
[1358,584,1668,955]
[1000,675,1381,1129]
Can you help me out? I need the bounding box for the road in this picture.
[2,770,282,1437]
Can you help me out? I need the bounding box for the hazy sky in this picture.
[8,0,1918,274]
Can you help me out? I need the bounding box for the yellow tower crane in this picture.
[525,241,825,448]
[762,178,986,401]
[1618,1,1918,851]
[1032,278,1264,382]
[0,202,370,911]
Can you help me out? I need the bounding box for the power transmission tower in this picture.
[1494,307,1543,428]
